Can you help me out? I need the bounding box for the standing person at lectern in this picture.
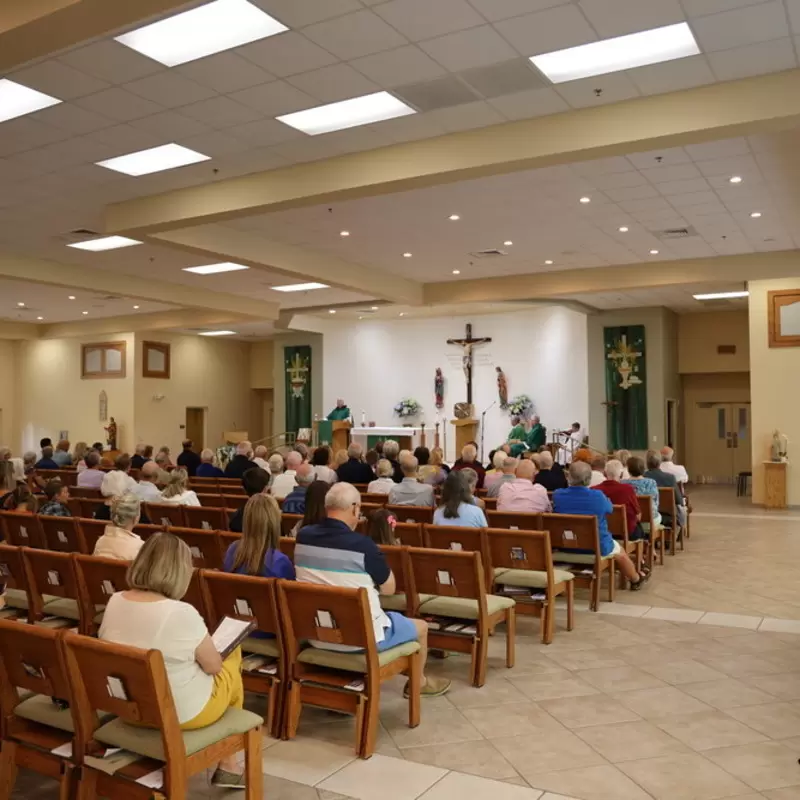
[327,399,351,421]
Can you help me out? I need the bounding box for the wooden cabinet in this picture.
[764,461,788,509]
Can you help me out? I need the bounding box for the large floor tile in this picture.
[764,788,800,799]
[643,607,706,623]
[576,665,667,693]
[596,603,651,618]
[402,739,519,781]
[760,618,800,635]
[727,703,800,739]
[509,673,599,702]
[613,686,714,719]
[522,764,652,800]
[382,708,483,749]
[747,673,800,701]
[575,720,690,763]
[681,678,778,710]
[704,741,800,791]
[617,751,753,800]
[261,738,355,786]
[699,654,788,679]
[417,771,543,800]
[539,693,642,729]
[656,710,769,751]
[492,728,606,774]
[444,678,530,709]
[698,613,763,631]
[304,718,401,758]
[461,700,566,738]
[543,648,627,672]
[640,659,729,686]
[317,753,446,800]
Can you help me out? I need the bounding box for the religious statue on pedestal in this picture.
[771,429,789,462]
[496,366,508,409]
[104,417,117,450]
[434,368,444,409]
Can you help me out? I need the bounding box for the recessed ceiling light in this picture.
[693,291,749,300]
[277,91,415,136]
[114,0,287,67]
[133,305,140,310]
[183,262,249,275]
[503,241,513,246]
[36,316,43,321]
[96,143,210,176]
[618,226,629,233]
[329,309,336,314]
[750,211,762,218]
[579,196,591,204]
[544,260,554,265]
[371,306,379,311]
[452,270,461,275]
[16,302,25,308]
[0,78,61,123]
[358,316,364,320]
[729,176,743,184]
[449,214,460,221]
[531,22,700,84]
[68,236,142,251]
[340,230,350,237]
[82,311,89,315]
[68,295,76,300]
[198,330,236,336]
[403,252,412,258]
[650,249,660,255]
[399,312,406,317]
[272,282,329,292]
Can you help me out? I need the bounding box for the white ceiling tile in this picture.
[590,171,650,190]
[230,81,318,116]
[419,25,518,71]
[370,112,448,142]
[124,72,217,109]
[578,0,685,37]
[656,177,711,195]
[681,0,772,17]
[690,1,788,52]
[57,40,163,84]
[302,10,408,60]
[694,154,759,179]
[494,5,597,56]
[618,196,673,213]
[466,0,571,23]
[425,100,505,132]
[249,0,362,27]
[685,138,750,161]
[30,103,115,135]
[237,32,339,77]
[85,124,163,155]
[230,118,304,146]
[73,88,165,122]
[374,0,485,41]
[788,0,800,32]
[556,72,639,108]
[179,96,264,129]
[572,156,636,177]
[316,126,395,153]
[270,135,346,163]
[487,86,569,119]
[128,110,212,140]
[0,118,70,157]
[10,60,111,101]
[627,147,691,169]
[639,163,702,183]
[628,55,715,96]
[604,185,661,202]
[176,52,275,94]
[177,131,253,158]
[287,64,380,102]
[668,190,720,207]
[350,45,447,87]
[707,37,796,81]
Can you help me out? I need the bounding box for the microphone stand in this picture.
[480,401,497,464]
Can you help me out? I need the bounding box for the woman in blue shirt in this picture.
[433,470,487,528]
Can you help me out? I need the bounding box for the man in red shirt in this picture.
[593,458,642,540]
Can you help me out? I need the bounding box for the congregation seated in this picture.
[229,467,270,533]
[252,445,271,472]
[615,449,632,479]
[197,448,225,478]
[311,445,337,484]
[35,445,59,470]
[388,456,435,508]
[0,461,16,508]
[367,459,395,494]
[224,441,256,479]
[294,443,310,463]
[271,451,301,500]
[534,450,567,491]
[660,446,688,485]
[366,508,398,545]
[623,456,662,528]
[96,471,152,524]
[497,459,551,513]
[433,470,487,528]
[593,459,644,541]
[451,444,486,489]
[590,454,606,487]
[336,442,375,485]
[155,446,173,468]
[130,443,149,469]
[177,439,202,477]
[288,480,330,537]
[486,455,518,498]
[39,479,71,517]
[281,463,315,514]
[4,484,37,513]
[93,492,144,561]
[554,462,649,590]
[381,439,404,483]
[484,451,508,492]
[267,453,284,477]
[77,451,104,489]
[99,532,247,787]
[365,448,379,471]
[134,460,163,502]
[52,439,72,467]
[160,468,200,506]
[416,446,446,486]
[72,440,89,470]
[644,450,686,528]
[461,468,485,510]
[295,482,450,697]
[113,453,138,492]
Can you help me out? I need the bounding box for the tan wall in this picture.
[250,341,274,389]
[678,310,750,374]
[749,279,800,506]
[0,339,17,450]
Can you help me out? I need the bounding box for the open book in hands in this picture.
[211,616,257,659]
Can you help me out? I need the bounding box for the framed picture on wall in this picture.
[82,341,126,379]
[768,289,800,348]
[142,341,171,379]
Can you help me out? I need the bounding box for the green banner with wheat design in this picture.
[604,325,647,450]
[284,345,311,434]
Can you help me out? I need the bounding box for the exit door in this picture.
[691,402,751,484]
[185,407,206,451]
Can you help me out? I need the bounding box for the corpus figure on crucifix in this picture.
[447,323,492,406]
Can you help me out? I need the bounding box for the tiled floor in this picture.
[12,486,800,800]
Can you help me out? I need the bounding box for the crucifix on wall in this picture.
[447,323,492,406]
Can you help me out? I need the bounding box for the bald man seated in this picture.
[497,459,551,513]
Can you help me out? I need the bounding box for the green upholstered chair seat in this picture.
[553,552,610,565]
[94,708,263,761]
[418,594,515,620]
[297,641,420,673]
[242,636,280,658]
[494,568,573,588]
[41,598,81,621]
[379,592,434,612]
[4,589,28,610]
[15,693,113,733]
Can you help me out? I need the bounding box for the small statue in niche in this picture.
[434,368,444,409]
[496,366,509,409]
[104,417,117,451]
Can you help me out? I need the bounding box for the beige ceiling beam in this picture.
[424,250,800,305]
[150,225,423,305]
[0,253,281,319]
[0,0,192,71]
[0,321,39,340]
[107,69,800,235]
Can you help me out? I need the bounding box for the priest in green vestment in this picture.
[507,416,528,457]
[327,398,351,421]
[526,415,546,451]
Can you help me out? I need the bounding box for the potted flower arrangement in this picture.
[507,394,534,420]
[393,397,422,423]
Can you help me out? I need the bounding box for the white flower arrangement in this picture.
[393,397,422,418]
[507,394,534,419]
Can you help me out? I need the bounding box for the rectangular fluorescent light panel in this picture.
[96,143,210,176]
[277,91,415,136]
[272,282,329,292]
[199,330,237,336]
[114,0,288,67]
[0,78,61,123]
[693,291,749,300]
[68,236,142,251]
[183,262,249,275]
[531,22,700,84]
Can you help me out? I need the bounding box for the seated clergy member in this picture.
[270,450,301,500]
[594,459,644,541]
[311,446,337,484]
[498,459,551,513]
[35,446,59,470]
[39,480,71,517]
[229,467,270,533]
[130,443,149,470]
[76,450,104,489]
[252,445,271,473]
[451,444,486,489]
[554,462,649,590]
[295,483,450,697]
[159,468,200,507]
[93,492,144,561]
[100,533,247,788]
[487,456,518,498]
[367,459,395,494]
[623,456,662,529]
[660,446,689,485]
[223,441,256,479]
[644,450,686,529]
[388,456,435,507]
[96,471,152,524]
[336,442,375,485]
[326,398,351,421]
[196,449,224,478]
[381,439,404,483]
[433,470,488,528]
[590,454,607,487]
[52,439,72,467]
[177,439,202,477]
[135,460,163,503]
[534,450,567,491]
[281,463,315,514]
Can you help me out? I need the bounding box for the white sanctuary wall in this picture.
[322,306,588,462]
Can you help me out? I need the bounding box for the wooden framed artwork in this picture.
[768,289,800,348]
[142,340,171,379]
[81,341,126,379]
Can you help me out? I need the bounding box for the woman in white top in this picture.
[99,532,246,789]
[93,492,143,561]
[311,446,338,484]
[159,468,200,506]
[615,450,631,479]
[368,459,395,494]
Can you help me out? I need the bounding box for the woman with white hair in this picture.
[196,448,224,478]
[94,470,151,524]
[367,459,395,494]
[159,468,200,506]
[93,492,145,561]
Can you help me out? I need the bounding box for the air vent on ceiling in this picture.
[458,58,544,99]
[653,226,698,240]
[100,295,122,301]
[71,228,99,235]
[393,76,478,112]
[468,248,508,258]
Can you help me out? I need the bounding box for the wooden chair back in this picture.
[0,511,45,548]
[218,479,242,490]
[486,528,552,574]
[184,504,228,531]
[638,494,655,526]
[53,470,78,487]
[183,569,209,624]
[40,515,88,554]
[197,493,225,508]
[67,498,82,518]
[540,513,600,555]
[132,523,164,541]
[279,537,296,561]
[190,478,219,490]
[223,486,247,496]
[201,571,282,639]
[386,504,433,525]
[78,498,105,518]
[70,486,101,499]
[224,494,247,511]
[76,518,108,553]
[219,531,242,560]
[74,554,130,634]
[406,547,485,604]
[0,544,32,617]
[360,493,389,505]
[424,525,491,589]
[483,497,497,511]
[166,527,222,569]
[658,487,676,520]
[24,548,81,608]
[281,514,302,537]
[486,510,543,531]
[607,505,628,542]
[378,544,417,611]
[392,522,424,548]
[144,502,186,528]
